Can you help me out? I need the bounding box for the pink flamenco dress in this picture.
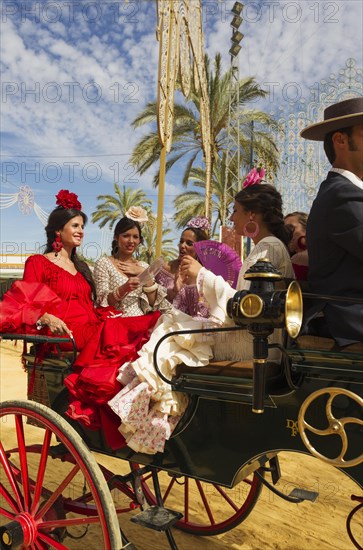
[156,266,210,318]
[0,255,160,449]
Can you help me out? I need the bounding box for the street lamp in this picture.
[222,0,245,262]
[229,43,242,57]
[232,1,243,15]
[232,30,244,43]
[231,14,242,29]
[229,3,244,58]
[231,1,243,29]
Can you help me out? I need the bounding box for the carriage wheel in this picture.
[0,400,122,550]
[130,463,263,536]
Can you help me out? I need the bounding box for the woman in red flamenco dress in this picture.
[0,190,160,449]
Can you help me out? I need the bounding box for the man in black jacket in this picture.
[300,97,363,348]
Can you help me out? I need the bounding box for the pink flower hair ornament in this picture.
[242,167,266,188]
[187,216,211,232]
[55,189,82,210]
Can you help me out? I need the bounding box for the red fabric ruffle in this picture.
[0,281,61,333]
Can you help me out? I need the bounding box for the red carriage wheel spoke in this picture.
[35,536,60,550]
[184,477,189,523]
[15,413,32,511]
[162,476,177,502]
[0,440,24,511]
[40,515,115,530]
[36,531,68,549]
[34,540,48,550]
[0,505,14,520]
[1,401,122,550]
[0,482,20,515]
[131,462,263,536]
[214,483,240,512]
[35,464,80,521]
[195,479,215,524]
[30,428,52,515]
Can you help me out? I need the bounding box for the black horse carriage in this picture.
[0,259,362,549]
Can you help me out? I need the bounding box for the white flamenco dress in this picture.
[109,236,294,454]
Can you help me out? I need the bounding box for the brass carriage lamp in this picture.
[227,259,303,413]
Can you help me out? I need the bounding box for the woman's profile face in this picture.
[178,229,198,259]
[59,215,84,248]
[230,202,251,236]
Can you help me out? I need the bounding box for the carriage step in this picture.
[130,506,183,531]
[288,488,318,502]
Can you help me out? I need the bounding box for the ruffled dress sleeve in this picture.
[196,268,235,325]
[0,256,61,333]
[94,256,114,307]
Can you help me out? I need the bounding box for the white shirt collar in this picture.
[330,168,363,190]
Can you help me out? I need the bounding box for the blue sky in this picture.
[1,0,362,262]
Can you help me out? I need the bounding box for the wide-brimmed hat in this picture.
[300,97,363,141]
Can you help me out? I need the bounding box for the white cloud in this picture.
[1,0,362,251]
[206,0,362,108]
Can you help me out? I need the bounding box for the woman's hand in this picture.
[173,269,183,294]
[120,276,141,295]
[117,261,144,277]
[40,313,72,337]
[179,256,202,285]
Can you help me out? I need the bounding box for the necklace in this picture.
[113,255,137,264]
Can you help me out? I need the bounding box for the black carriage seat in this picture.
[175,359,281,379]
[287,335,363,379]
[173,359,283,404]
[295,335,363,354]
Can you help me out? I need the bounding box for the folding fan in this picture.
[138,257,165,285]
[193,241,242,289]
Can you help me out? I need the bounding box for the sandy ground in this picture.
[0,339,361,550]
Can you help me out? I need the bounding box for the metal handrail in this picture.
[0,333,78,364]
[152,325,248,386]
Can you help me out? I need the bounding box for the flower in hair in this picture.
[187,216,211,232]
[243,167,266,188]
[125,206,149,225]
[56,189,82,210]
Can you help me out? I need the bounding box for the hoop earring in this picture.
[52,233,63,256]
[243,219,259,239]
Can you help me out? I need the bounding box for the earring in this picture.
[52,233,63,256]
[243,218,259,239]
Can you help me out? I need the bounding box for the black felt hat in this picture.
[300,97,363,141]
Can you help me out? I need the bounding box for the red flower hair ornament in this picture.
[55,189,82,210]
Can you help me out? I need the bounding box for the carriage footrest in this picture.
[130,506,183,531]
[289,488,318,502]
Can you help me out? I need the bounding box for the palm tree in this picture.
[173,153,240,235]
[91,185,177,262]
[91,184,152,230]
[130,53,279,189]
[138,213,177,263]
